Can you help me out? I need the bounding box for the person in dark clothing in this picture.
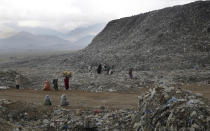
[15,75,21,89]
[53,79,58,91]
[106,65,110,74]
[97,64,102,74]
[129,68,133,79]
[64,77,69,90]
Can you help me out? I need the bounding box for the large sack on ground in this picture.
[43,95,52,106]
[61,94,69,106]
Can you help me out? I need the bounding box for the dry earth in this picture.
[0,88,147,110]
[1,85,210,110]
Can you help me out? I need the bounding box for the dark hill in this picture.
[72,1,210,71]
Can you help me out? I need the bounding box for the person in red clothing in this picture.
[64,76,69,90]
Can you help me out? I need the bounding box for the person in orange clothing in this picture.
[43,80,50,91]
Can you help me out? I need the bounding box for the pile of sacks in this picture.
[43,94,69,106]
[134,86,210,131]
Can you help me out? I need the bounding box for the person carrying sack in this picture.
[63,71,72,90]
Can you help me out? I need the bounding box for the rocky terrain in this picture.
[0,1,210,91]
[0,86,210,130]
[78,1,210,71]
[1,1,210,130]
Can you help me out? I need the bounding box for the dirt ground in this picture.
[1,85,210,110]
[0,88,147,110]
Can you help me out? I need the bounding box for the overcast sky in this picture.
[0,0,198,32]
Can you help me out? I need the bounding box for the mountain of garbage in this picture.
[71,1,210,71]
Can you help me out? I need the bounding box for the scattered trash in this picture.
[0,86,10,90]
[134,86,210,131]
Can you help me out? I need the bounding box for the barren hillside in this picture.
[1,1,210,90]
[71,1,210,70]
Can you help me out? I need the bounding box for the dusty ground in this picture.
[0,88,147,110]
[1,85,210,111]
[180,84,210,100]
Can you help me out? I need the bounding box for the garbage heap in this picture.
[0,98,136,130]
[133,86,210,131]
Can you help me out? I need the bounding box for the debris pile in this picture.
[1,86,210,130]
[0,99,136,130]
[0,70,31,89]
[134,86,210,131]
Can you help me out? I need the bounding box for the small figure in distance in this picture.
[129,68,133,79]
[53,79,58,91]
[97,64,102,74]
[88,65,92,72]
[15,74,21,89]
[106,65,110,75]
[63,71,72,90]
[42,80,51,91]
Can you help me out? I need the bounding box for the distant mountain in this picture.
[65,23,105,42]
[1,23,106,49]
[8,25,65,38]
[73,35,95,49]
[0,31,78,51]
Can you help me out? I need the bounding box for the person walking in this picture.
[106,65,110,75]
[97,64,102,74]
[53,79,58,91]
[129,68,133,79]
[64,76,69,90]
[15,74,21,89]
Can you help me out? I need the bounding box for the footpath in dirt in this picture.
[0,88,147,110]
[1,85,210,109]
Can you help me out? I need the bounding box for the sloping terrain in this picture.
[71,1,210,70]
[2,1,210,71]
[1,1,210,90]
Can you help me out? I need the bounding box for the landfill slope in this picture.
[134,86,210,131]
[0,1,210,90]
[70,1,210,70]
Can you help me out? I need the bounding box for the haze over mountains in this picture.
[0,23,105,52]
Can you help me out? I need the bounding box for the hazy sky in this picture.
[0,0,198,32]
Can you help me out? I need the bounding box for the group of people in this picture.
[44,94,69,106]
[43,75,71,91]
[96,64,113,75]
[96,64,134,79]
[14,72,71,91]
[14,66,134,91]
